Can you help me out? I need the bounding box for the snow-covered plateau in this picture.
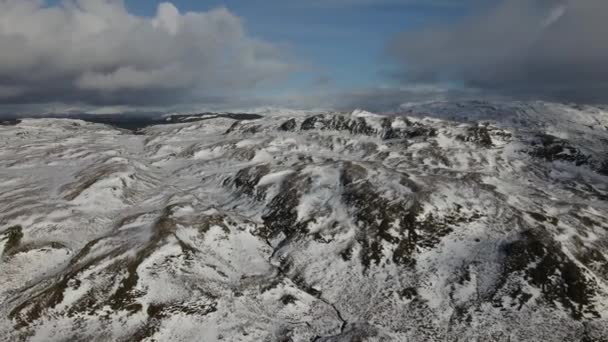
[1,101,607,341]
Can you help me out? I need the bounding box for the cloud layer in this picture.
[0,0,291,106]
[389,0,608,103]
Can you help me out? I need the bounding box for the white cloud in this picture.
[0,0,293,106]
[153,2,180,35]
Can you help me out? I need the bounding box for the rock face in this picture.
[0,102,608,341]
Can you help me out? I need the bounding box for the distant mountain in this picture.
[0,102,607,341]
[0,112,265,131]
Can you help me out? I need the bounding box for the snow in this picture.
[351,109,382,118]
[1,101,608,341]
[257,170,295,187]
[193,146,225,160]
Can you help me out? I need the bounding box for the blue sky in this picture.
[121,0,473,95]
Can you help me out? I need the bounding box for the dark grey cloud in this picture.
[248,84,489,113]
[0,0,292,107]
[388,0,608,103]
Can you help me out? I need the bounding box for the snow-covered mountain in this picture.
[0,101,607,341]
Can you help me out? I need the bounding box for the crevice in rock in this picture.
[263,238,348,341]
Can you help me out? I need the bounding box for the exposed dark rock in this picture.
[596,160,608,176]
[260,174,311,239]
[280,294,298,305]
[228,164,271,198]
[1,225,23,257]
[498,230,599,320]
[0,119,21,126]
[528,212,559,225]
[301,114,376,135]
[279,119,297,131]
[224,121,240,135]
[398,287,418,300]
[339,163,452,269]
[530,134,591,166]
[301,115,323,130]
[457,124,493,147]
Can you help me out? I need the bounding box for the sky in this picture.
[120,1,469,91]
[0,0,606,114]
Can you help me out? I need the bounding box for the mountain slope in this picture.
[0,102,607,341]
